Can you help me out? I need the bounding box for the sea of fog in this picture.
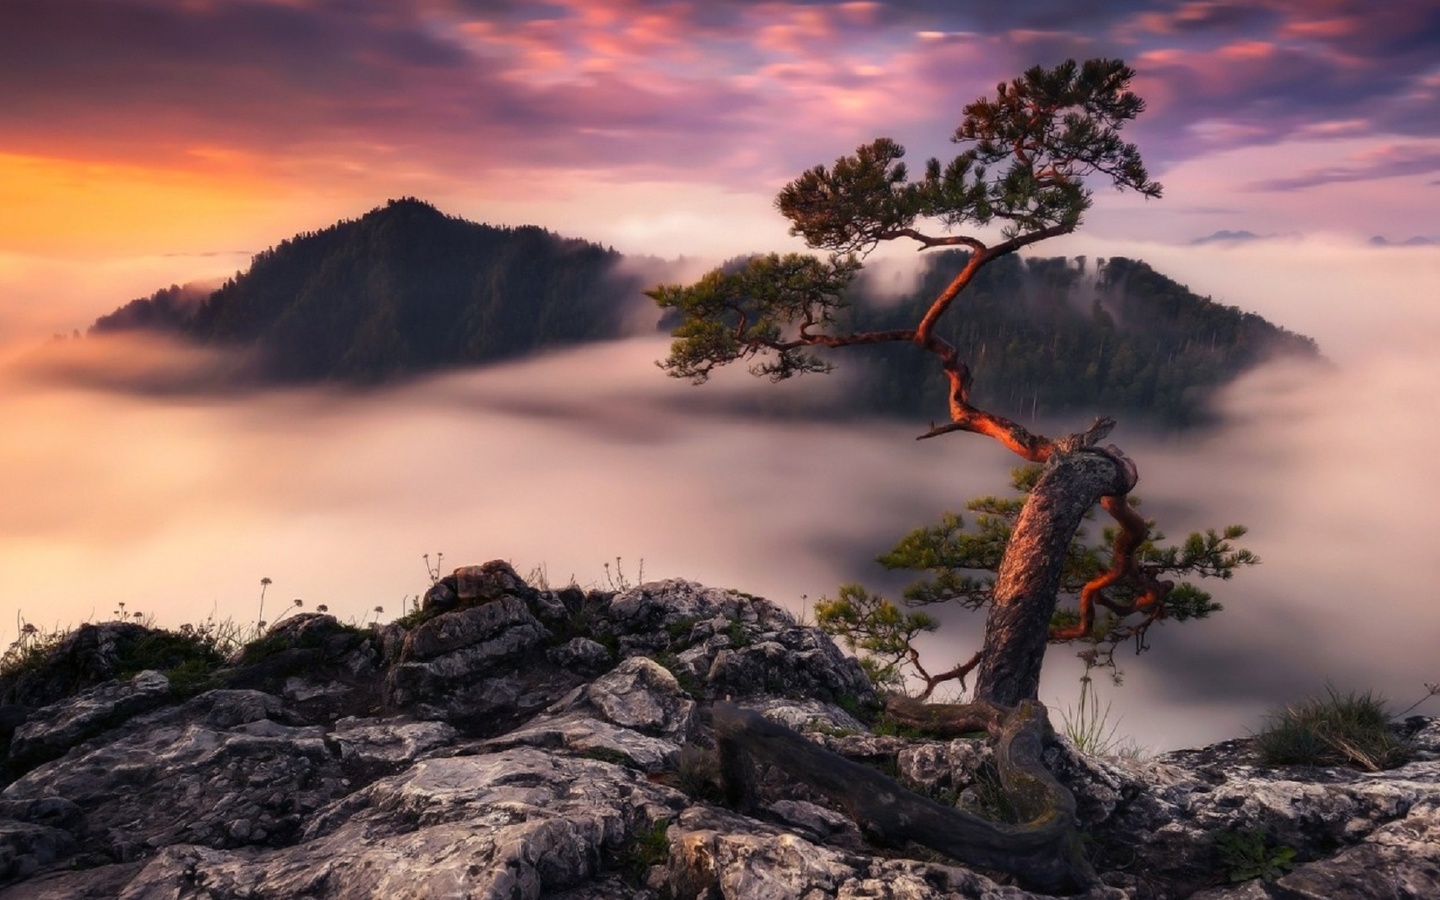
[2,240,1439,752]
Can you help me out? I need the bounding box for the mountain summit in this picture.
[93,199,642,384]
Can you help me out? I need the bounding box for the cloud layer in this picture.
[4,241,1439,751]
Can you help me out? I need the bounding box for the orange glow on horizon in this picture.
[0,151,291,258]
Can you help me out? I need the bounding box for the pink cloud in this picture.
[3,0,1439,245]
[1249,141,1440,191]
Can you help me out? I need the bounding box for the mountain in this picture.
[841,252,1319,427]
[1368,234,1438,247]
[90,199,1320,427]
[1,561,1436,898]
[1190,229,1265,244]
[92,198,643,384]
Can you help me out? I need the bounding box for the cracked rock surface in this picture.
[0,561,1437,899]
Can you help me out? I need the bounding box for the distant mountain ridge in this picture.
[93,198,642,383]
[91,198,1320,427]
[835,251,1318,427]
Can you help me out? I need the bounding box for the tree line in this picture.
[91,199,1317,430]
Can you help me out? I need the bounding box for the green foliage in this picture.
[1,615,240,701]
[666,617,700,643]
[1059,673,1142,759]
[813,585,937,690]
[844,253,1319,427]
[818,467,1256,689]
[0,621,69,683]
[950,59,1161,235]
[116,630,229,697]
[834,691,868,722]
[869,717,925,739]
[391,605,438,631]
[776,59,1158,254]
[627,819,672,873]
[724,619,752,649]
[578,746,635,767]
[1214,828,1297,883]
[649,253,861,383]
[1253,687,1411,771]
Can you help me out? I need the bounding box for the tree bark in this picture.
[711,701,1095,894]
[973,449,1136,707]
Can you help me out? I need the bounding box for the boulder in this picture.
[0,623,154,709]
[6,669,171,771]
[0,567,1437,898]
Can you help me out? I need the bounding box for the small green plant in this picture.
[0,618,68,683]
[665,617,700,643]
[815,584,938,693]
[578,746,634,767]
[724,619,752,648]
[627,818,671,872]
[1060,680,1120,757]
[392,605,434,631]
[1214,828,1296,883]
[1057,659,1143,758]
[1253,686,1410,771]
[111,600,152,626]
[870,717,925,739]
[255,577,272,632]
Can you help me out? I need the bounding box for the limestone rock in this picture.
[1,566,1438,899]
[582,656,696,738]
[6,669,171,771]
[0,623,153,706]
[102,749,686,899]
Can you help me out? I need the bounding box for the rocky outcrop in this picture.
[0,562,1436,899]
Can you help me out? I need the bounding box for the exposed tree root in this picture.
[882,692,1000,737]
[711,700,1095,895]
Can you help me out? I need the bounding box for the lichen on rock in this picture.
[0,561,1436,899]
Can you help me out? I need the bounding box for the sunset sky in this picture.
[3,0,1439,301]
[3,1,1440,748]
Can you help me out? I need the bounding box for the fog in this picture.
[3,241,1439,752]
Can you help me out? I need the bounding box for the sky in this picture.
[3,0,1440,751]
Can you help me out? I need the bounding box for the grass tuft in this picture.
[1253,686,1409,771]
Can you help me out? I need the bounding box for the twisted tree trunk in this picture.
[973,448,1137,707]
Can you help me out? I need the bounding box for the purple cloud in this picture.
[3,0,1439,200]
[1249,144,1440,191]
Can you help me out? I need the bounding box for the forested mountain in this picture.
[91,199,1319,427]
[841,252,1319,427]
[92,198,641,383]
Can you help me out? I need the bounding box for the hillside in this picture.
[92,198,642,384]
[91,199,1320,426]
[841,252,1319,427]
